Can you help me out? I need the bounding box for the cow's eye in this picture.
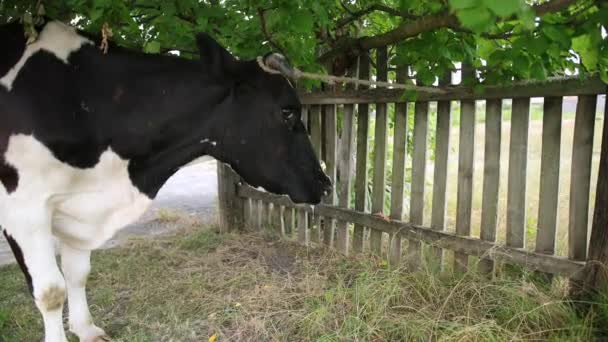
[282,108,295,121]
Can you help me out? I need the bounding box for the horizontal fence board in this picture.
[238,185,585,279]
[299,77,606,105]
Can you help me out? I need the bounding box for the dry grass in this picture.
[1,222,607,341]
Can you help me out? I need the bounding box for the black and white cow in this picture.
[0,18,331,341]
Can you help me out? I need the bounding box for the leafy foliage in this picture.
[0,0,605,84]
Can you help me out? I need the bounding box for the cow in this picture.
[0,18,332,342]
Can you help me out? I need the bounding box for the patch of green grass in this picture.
[0,227,605,341]
[178,227,224,252]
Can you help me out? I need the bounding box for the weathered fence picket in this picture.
[336,65,358,254]
[430,72,452,268]
[353,55,371,253]
[388,65,408,265]
[506,97,530,252]
[370,47,389,255]
[536,97,563,256]
[479,99,502,275]
[569,95,597,262]
[454,65,476,273]
[409,100,429,269]
[323,103,338,246]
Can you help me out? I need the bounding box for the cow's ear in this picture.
[196,33,236,77]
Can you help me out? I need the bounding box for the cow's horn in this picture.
[263,53,296,78]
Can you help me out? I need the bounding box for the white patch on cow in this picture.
[0,20,92,91]
[200,138,217,146]
[0,134,152,250]
[60,244,107,341]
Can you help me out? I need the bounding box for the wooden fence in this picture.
[218,53,608,289]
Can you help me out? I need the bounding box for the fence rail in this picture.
[219,54,607,290]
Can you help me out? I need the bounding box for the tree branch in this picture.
[319,0,580,64]
[337,3,419,27]
[257,8,285,55]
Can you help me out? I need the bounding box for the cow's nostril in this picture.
[323,183,333,196]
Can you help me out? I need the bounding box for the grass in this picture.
[1,224,607,341]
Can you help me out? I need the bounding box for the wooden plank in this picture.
[309,105,322,158]
[584,96,608,292]
[409,100,429,269]
[299,76,606,105]
[336,102,356,253]
[479,99,503,275]
[536,97,563,255]
[506,97,530,250]
[323,103,338,246]
[353,54,371,253]
[307,104,323,244]
[237,185,586,278]
[284,206,294,237]
[261,201,271,229]
[430,71,452,267]
[388,65,408,265]
[243,198,253,229]
[255,199,262,230]
[454,65,477,273]
[217,163,245,233]
[275,205,285,236]
[569,95,597,261]
[297,208,309,245]
[370,47,389,255]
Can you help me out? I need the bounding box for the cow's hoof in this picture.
[71,324,110,342]
[90,335,111,342]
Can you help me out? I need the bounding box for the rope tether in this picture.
[257,56,445,94]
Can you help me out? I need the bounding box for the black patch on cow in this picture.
[0,19,331,204]
[0,163,18,193]
[2,229,34,295]
[0,134,18,193]
[0,21,26,77]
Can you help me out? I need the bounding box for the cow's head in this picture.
[197,33,332,204]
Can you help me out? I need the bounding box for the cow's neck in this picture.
[85,53,234,197]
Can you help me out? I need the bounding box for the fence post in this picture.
[217,163,245,233]
[353,53,371,253]
[583,95,608,293]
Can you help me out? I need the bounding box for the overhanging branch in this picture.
[319,0,580,64]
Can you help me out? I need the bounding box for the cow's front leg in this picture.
[60,243,109,342]
[4,219,68,342]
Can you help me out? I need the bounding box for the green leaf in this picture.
[449,0,479,10]
[401,89,419,102]
[572,33,600,72]
[530,60,547,80]
[484,0,522,18]
[541,24,570,49]
[291,12,314,33]
[477,38,496,60]
[144,41,161,54]
[456,7,495,33]
[600,65,608,84]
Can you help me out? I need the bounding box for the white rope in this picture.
[257,56,445,94]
